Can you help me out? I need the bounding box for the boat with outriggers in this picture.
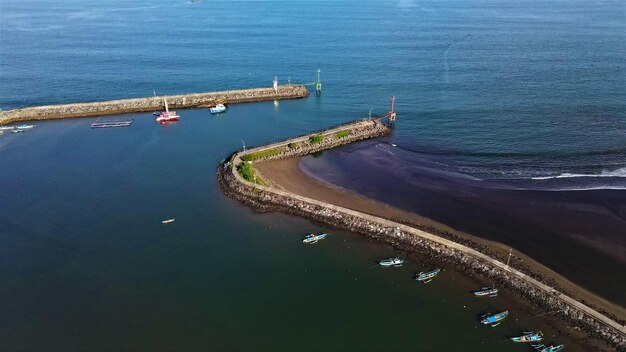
[481,310,509,327]
[473,286,498,297]
[210,103,226,114]
[511,331,543,343]
[416,268,441,283]
[379,257,404,267]
[155,98,179,123]
[302,233,327,244]
[532,344,564,352]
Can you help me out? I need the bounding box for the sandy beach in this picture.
[255,157,626,322]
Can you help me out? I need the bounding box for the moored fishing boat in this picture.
[156,98,179,123]
[511,331,543,343]
[11,128,26,134]
[15,124,34,129]
[379,257,404,267]
[0,126,14,131]
[302,233,327,244]
[532,344,564,352]
[473,286,498,297]
[481,310,509,327]
[416,268,441,283]
[161,218,175,224]
[210,103,226,114]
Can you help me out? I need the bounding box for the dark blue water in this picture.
[1,0,624,349]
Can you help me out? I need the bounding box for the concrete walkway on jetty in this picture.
[0,85,309,126]
[219,119,626,350]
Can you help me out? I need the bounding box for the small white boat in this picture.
[210,103,226,114]
[161,218,175,224]
[0,130,4,136]
[379,257,404,267]
[16,124,34,129]
[303,233,327,244]
[11,128,26,134]
[0,126,15,131]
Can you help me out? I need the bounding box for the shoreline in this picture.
[255,157,626,323]
[0,85,309,126]
[217,120,626,350]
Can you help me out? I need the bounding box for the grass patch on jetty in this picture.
[241,148,282,162]
[236,162,265,185]
[288,142,299,149]
[335,130,350,139]
[309,135,325,144]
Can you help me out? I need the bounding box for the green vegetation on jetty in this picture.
[241,148,283,162]
[288,142,299,149]
[236,162,265,185]
[309,135,325,144]
[335,130,350,139]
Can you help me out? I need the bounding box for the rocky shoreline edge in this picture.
[217,119,626,351]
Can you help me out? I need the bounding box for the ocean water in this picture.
[1,0,624,349]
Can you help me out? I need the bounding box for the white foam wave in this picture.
[531,167,626,180]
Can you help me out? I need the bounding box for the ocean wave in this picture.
[531,168,626,180]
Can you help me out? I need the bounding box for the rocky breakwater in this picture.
[0,85,309,126]
[217,119,626,351]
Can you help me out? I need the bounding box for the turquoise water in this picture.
[1,0,623,349]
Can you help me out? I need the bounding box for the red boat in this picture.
[155,98,179,123]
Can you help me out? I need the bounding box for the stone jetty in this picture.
[0,85,309,126]
[217,119,626,351]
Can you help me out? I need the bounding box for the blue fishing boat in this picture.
[303,233,327,244]
[481,310,509,327]
[379,257,404,267]
[416,268,441,283]
[511,331,543,343]
[210,103,226,114]
[473,287,498,297]
[532,344,564,352]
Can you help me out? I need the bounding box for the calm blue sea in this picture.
[0,0,624,350]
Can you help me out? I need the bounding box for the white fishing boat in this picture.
[379,257,404,267]
[0,126,15,131]
[15,124,34,129]
[161,218,175,224]
[302,233,327,244]
[210,103,226,114]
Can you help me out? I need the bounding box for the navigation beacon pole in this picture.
[315,68,322,94]
[388,96,396,122]
[273,76,279,94]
